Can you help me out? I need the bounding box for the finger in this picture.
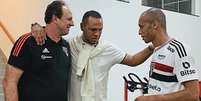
[41,31,46,40]
[31,31,36,37]
[39,32,45,45]
[39,31,46,45]
[36,37,40,45]
[36,31,42,45]
[38,36,44,46]
[40,36,45,45]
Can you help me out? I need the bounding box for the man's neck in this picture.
[45,25,61,43]
[153,32,170,48]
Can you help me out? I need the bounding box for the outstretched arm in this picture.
[135,80,200,101]
[121,45,154,66]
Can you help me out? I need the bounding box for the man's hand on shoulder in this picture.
[31,22,46,45]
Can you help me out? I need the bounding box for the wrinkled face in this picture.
[138,15,155,43]
[81,16,103,45]
[56,6,74,36]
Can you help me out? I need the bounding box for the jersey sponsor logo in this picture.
[182,61,190,69]
[167,46,175,53]
[42,48,50,53]
[180,69,196,76]
[148,84,161,92]
[157,54,166,60]
[41,54,53,60]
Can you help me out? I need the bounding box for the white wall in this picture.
[67,0,201,100]
[0,0,54,57]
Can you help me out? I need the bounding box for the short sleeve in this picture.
[174,44,199,83]
[8,33,31,71]
[106,43,126,64]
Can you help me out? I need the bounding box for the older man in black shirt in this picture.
[3,1,74,101]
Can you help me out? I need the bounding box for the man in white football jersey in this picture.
[135,8,200,101]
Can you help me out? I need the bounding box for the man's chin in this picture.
[144,41,150,43]
[62,31,69,35]
[144,40,150,43]
[89,40,98,45]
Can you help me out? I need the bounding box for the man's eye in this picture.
[91,29,97,31]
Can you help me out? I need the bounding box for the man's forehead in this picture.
[62,6,72,16]
[87,17,102,23]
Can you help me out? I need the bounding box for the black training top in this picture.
[8,33,71,101]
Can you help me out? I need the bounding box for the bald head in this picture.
[141,8,166,31]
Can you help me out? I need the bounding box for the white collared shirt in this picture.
[69,36,126,101]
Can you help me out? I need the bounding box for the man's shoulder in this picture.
[14,33,36,46]
[168,38,191,58]
[98,39,124,53]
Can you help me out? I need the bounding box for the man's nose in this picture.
[139,29,142,35]
[94,31,101,36]
[70,20,74,26]
[139,32,142,35]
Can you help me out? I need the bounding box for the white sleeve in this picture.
[174,44,199,83]
[106,43,126,65]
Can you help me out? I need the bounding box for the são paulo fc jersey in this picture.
[148,38,198,95]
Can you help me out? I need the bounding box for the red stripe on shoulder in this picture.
[12,33,31,56]
[12,33,30,56]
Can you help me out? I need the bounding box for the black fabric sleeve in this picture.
[8,33,31,71]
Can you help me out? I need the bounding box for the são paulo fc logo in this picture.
[182,62,190,69]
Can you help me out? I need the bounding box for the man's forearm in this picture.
[131,45,153,66]
[121,45,153,66]
[161,80,200,101]
[3,80,19,101]
[3,64,23,101]
[136,80,199,101]
[136,91,199,101]
[153,89,199,101]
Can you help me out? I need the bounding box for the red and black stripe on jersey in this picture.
[12,33,31,57]
[150,62,178,82]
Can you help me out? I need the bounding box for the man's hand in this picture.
[31,23,46,45]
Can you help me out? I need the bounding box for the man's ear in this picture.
[52,15,57,23]
[152,21,158,29]
[80,22,84,31]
